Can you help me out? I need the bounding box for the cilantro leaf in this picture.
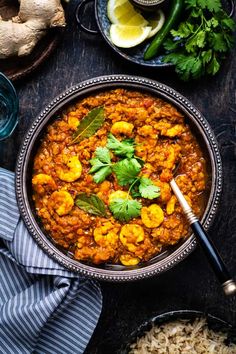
[163,38,181,51]
[207,56,220,75]
[130,183,141,198]
[109,198,141,222]
[221,18,236,31]
[163,52,186,66]
[171,22,194,38]
[89,147,112,183]
[93,166,112,184]
[201,49,212,64]
[185,30,206,53]
[210,32,228,52]
[190,7,203,18]
[164,53,199,81]
[222,33,235,50]
[191,57,203,79]
[207,18,219,28]
[198,0,221,12]
[139,177,161,199]
[195,31,206,48]
[112,158,141,186]
[94,147,111,164]
[185,0,198,9]
[107,133,135,158]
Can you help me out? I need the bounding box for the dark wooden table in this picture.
[1,1,236,353]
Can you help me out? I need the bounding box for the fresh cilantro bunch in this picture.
[163,0,236,80]
[89,134,161,221]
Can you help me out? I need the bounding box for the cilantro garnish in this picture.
[89,135,161,222]
[108,177,160,221]
[163,0,236,80]
[112,158,142,186]
[139,177,161,199]
[107,133,135,158]
[109,198,142,222]
[89,147,112,183]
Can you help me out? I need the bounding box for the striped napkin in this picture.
[0,168,102,354]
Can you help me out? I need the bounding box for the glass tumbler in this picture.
[0,72,19,141]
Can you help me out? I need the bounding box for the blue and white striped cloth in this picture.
[0,168,102,354]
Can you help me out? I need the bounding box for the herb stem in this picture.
[127,178,140,196]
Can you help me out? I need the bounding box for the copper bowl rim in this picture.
[15,75,222,281]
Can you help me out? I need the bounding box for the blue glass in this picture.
[0,72,19,141]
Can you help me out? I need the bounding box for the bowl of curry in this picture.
[16,75,222,281]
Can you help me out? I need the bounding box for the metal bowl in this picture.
[15,75,222,281]
[119,310,235,353]
[76,0,173,68]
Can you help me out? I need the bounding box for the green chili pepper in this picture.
[144,0,183,60]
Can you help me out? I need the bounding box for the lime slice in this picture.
[110,24,151,48]
[146,9,165,38]
[107,0,148,26]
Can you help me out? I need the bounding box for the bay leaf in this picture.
[71,106,104,144]
[75,193,107,217]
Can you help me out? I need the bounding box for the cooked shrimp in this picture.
[137,125,156,138]
[110,121,134,136]
[154,144,181,170]
[119,224,144,252]
[57,155,82,182]
[166,195,177,215]
[154,180,172,203]
[164,124,185,137]
[49,191,74,216]
[93,221,120,247]
[32,173,57,194]
[120,254,140,266]
[155,120,185,137]
[68,115,79,130]
[154,119,172,132]
[141,204,164,228]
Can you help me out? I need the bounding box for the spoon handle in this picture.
[170,179,236,296]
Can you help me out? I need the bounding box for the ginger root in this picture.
[0,0,66,59]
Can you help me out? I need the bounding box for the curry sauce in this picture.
[32,89,207,266]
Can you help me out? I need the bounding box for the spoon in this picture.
[170,178,236,296]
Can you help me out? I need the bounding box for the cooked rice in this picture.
[129,318,236,354]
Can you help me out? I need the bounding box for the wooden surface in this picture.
[0,1,236,352]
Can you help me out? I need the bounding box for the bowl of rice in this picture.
[120,310,236,353]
